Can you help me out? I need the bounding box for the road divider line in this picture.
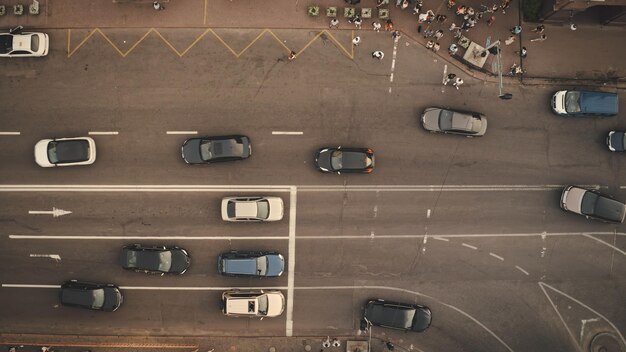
[0,132,20,135]
[433,236,449,242]
[88,131,118,135]
[283,231,626,239]
[2,284,288,290]
[10,235,289,240]
[272,131,304,135]
[286,186,297,337]
[515,265,529,276]
[166,131,198,135]
[582,233,626,256]
[489,252,504,261]
[462,243,478,250]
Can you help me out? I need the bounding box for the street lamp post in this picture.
[492,41,513,100]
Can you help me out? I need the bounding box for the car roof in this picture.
[234,201,258,217]
[54,140,90,163]
[366,301,417,330]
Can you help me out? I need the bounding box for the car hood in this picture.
[266,254,285,277]
[562,186,586,213]
[315,149,333,171]
[34,139,53,167]
[182,139,203,164]
[102,287,123,311]
[421,109,442,132]
[266,197,284,221]
[266,292,285,317]
[170,250,191,273]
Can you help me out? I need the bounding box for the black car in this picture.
[120,244,191,275]
[59,280,123,312]
[607,131,626,152]
[364,299,432,332]
[314,147,375,174]
[181,135,251,164]
[218,251,284,277]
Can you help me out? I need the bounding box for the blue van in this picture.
[551,90,618,117]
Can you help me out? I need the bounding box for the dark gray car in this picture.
[120,244,191,275]
[607,131,625,152]
[181,135,251,164]
[421,107,487,136]
[59,280,123,312]
[218,251,284,277]
[560,185,626,223]
[364,299,432,332]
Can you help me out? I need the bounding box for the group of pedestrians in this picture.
[332,13,402,61]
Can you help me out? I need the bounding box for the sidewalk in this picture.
[0,0,624,85]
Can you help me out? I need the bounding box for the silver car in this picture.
[560,185,626,223]
[421,107,487,137]
[221,196,284,222]
[221,290,285,317]
[0,30,49,57]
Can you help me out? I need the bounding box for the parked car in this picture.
[34,137,96,167]
[218,251,284,277]
[560,185,626,223]
[181,135,251,164]
[314,147,375,174]
[551,90,618,117]
[607,131,626,152]
[0,29,49,57]
[221,290,285,317]
[120,244,191,275]
[59,280,122,312]
[420,107,487,136]
[364,299,432,332]
[221,196,284,222]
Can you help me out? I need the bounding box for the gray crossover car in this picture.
[421,107,487,136]
[218,251,285,277]
[560,185,626,223]
[120,244,191,275]
[221,196,284,222]
[364,299,432,332]
[59,280,122,312]
[181,135,251,164]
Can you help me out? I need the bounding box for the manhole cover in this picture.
[589,332,626,352]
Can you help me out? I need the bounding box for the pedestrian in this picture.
[352,36,361,46]
[456,5,467,15]
[41,348,51,352]
[413,0,423,14]
[153,1,164,10]
[515,46,527,57]
[401,0,409,9]
[452,77,464,89]
[372,21,382,32]
[505,35,516,45]
[385,19,394,31]
[392,30,401,39]
[530,34,547,42]
[501,0,510,13]
[377,0,389,7]
[510,25,522,35]
[436,14,447,23]
[288,51,296,60]
[570,23,577,30]
[486,15,496,26]
[443,73,456,85]
[531,24,545,33]
[432,42,441,52]
[426,40,435,49]
[448,43,458,55]
[372,50,385,59]
[329,18,339,29]
[434,29,444,40]
[423,28,434,38]
[354,17,362,29]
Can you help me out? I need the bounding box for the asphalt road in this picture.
[1,29,625,352]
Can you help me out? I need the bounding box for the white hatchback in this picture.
[0,31,49,57]
[221,290,285,318]
[34,137,96,167]
[221,196,284,222]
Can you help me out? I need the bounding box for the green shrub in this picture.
[522,0,542,21]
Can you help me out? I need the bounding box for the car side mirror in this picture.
[337,171,341,175]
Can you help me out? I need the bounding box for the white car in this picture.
[0,30,49,57]
[221,290,285,317]
[221,196,284,222]
[34,137,96,167]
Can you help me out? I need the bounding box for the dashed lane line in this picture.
[515,265,530,276]
[0,132,20,135]
[462,243,478,250]
[88,131,118,135]
[166,131,198,135]
[272,131,304,135]
[489,252,505,261]
[388,36,399,94]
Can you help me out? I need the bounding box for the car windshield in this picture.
[0,34,12,54]
[256,256,268,276]
[565,91,582,113]
[157,251,173,271]
[438,109,454,131]
[199,140,215,160]
[47,140,90,164]
[91,288,105,309]
[330,150,343,170]
[580,191,599,216]
[31,34,39,51]
[257,294,269,315]
[256,200,269,219]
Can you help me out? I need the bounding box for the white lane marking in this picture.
[515,265,529,276]
[388,37,399,93]
[539,282,626,350]
[441,64,447,93]
[422,234,428,254]
[297,184,601,192]
[489,252,504,261]
[292,231,626,239]
[10,235,289,240]
[427,209,431,218]
[285,187,297,337]
[2,284,289,290]
[166,131,198,135]
[28,208,72,218]
[433,236,449,242]
[580,318,599,343]
[373,205,378,218]
[582,234,626,256]
[29,254,61,262]
[88,131,118,135]
[272,131,304,135]
[0,132,21,135]
[462,243,478,250]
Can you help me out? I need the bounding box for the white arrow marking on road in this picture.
[29,254,62,262]
[28,207,72,218]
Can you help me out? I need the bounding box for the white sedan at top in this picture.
[34,137,97,167]
[221,196,284,222]
[0,30,49,57]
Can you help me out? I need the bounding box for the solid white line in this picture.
[515,265,529,276]
[489,252,504,261]
[0,132,20,135]
[433,236,449,242]
[427,209,431,218]
[88,131,118,135]
[10,235,289,240]
[388,36,399,93]
[1,284,288,290]
[285,187,297,337]
[166,131,198,135]
[582,234,626,256]
[294,231,625,239]
[2,284,59,288]
[462,243,478,250]
[272,131,303,135]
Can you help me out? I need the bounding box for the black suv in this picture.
[120,244,191,275]
[59,280,123,312]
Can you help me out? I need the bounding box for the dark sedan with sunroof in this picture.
[59,280,122,312]
[120,244,191,275]
[421,107,487,137]
[560,185,626,223]
[181,135,251,164]
[314,147,375,174]
[364,299,432,332]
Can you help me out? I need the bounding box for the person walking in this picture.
[385,19,394,31]
[329,18,339,29]
[452,77,464,89]
[505,35,516,45]
[515,46,527,58]
[448,43,458,55]
[153,1,164,10]
[353,16,362,29]
[392,30,401,39]
[443,73,456,85]
[372,21,382,32]
[486,16,496,26]
[510,25,522,35]
[372,51,385,60]
[288,51,296,60]
[530,34,547,42]
[530,24,545,33]
[352,36,361,46]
